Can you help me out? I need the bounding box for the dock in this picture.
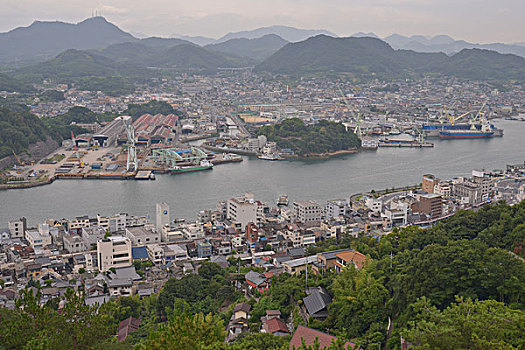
[378,140,434,148]
[135,170,154,180]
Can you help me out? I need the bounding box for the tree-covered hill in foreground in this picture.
[0,201,524,349]
[257,118,361,156]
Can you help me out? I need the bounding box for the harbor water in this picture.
[1,119,525,226]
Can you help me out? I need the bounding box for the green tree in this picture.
[402,297,525,349]
[136,313,226,350]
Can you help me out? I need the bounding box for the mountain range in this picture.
[256,35,525,81]
[213,25,336,43]
[1,17,525,96]
[205,34,288,61]
[382,33,525,58]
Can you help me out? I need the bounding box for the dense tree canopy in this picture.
[0,107,49,158]
[123,100,183,120]
[402,297,525,349]
[257,118,360,156]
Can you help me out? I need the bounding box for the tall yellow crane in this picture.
[11,150,23,166]
[449,111,471,125]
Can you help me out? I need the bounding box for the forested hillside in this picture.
[257,118,361,156]
[257,35,525,82]
[0,107,49,158]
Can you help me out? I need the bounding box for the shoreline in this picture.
[286,148,360,160]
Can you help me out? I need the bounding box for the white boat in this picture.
[277,194,289,206]
[257,154,282,161]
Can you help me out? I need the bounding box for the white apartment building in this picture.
[325,199,348,219]
[25,229,52,250]
[8,218,26,238]
[96,215,110,231]
[147,244,164,264]
[434,181,452,197]
[161,226,184,243]
[227,192,260,228]
[97,236,132,272]
[293,200,323,224]
[125,226,160,246]
[364,196,383,213]
[182,223,205,240]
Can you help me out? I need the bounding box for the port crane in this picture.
[469,103,488,128]
[70,130,84,168]
[338,87,364,137]
[449,111,471,125]
[116,116,138,172]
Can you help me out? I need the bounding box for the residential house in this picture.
[303,288,332,321]
[335,250,367,272]
[289,325,356,350]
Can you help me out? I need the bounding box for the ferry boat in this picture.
[170,160,213,174]
[277,194,289,206]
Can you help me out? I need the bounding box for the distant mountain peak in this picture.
[351,32,379,39]
[0,17,136,65]
[216,25,337,43]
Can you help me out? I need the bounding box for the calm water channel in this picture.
[1,119,524,226]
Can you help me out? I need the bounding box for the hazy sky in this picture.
[2,0,524,43]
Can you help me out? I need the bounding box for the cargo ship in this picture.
[170,160,213,174]
[423,123,503,137]
[439,123,495,139]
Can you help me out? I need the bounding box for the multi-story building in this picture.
[384,201,408,226]
[97,236,132,272]
[8,217,26,238]
[68,216,91,232]
[197,209,222,224]
[197,241,212,258]
[325,199,348,220]
[227,192,259,228]
[182,223,205,240]
[434,181,452,197]
[293,201,323,225]
[422,174,438,194]
[146,244,164,264]
[364,197,382,213]
[453,172,493,205]
[108,214,127,233]
[96,215,110,231]
[81,226,106,248]
[156,203,170,234]
[161,226,184,243]
[25,229,52,250]
[125,226,160,246]
[63,235,86,253]
[412,193,443,220]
